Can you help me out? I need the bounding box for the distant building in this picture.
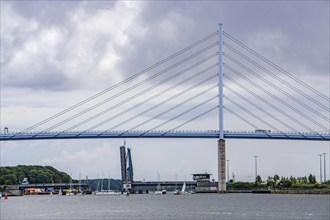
[192,173,217,193]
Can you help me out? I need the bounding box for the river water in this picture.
[1,193,329,219]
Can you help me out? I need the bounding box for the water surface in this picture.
[1,193,329,219]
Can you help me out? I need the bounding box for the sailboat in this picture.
[95,175,105,195]
[174,174,181,195]
[66,174,74,196]
[154,182,163,195]
[95,175,120,195]
[103,178,120,195]
[154,172,166,194]
[181,182,187,194]
[174,181,189,195]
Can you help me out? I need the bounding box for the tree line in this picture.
[0,165,71,185]
[228,174,330,190]
[0,165,123,192]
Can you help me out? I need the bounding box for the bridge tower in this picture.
[120,144,134,193]
[120,145,127,189]
[126,148,134,184]
[218,23,226,192]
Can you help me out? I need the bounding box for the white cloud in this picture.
[42,142,121,179]
[1,1,149,91]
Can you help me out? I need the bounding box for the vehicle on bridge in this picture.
[255,129,271,133]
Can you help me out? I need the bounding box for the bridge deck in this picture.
[18,183,88,189]
[1,130,329,141]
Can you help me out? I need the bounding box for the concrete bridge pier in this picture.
[218,139,226,193]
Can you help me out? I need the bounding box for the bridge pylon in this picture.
[218,139,226,192]
[218,23,226,193]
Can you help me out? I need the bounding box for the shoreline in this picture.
[226,189,330,195]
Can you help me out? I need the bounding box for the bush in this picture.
[278,180,292,188]
[227,181,254,190]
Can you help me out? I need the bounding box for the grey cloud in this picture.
[5,68,65,90]
[10,1,80,24]
[1,1,328,91]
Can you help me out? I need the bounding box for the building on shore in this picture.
[192,173,217,193]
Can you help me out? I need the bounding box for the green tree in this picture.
[255,175,262,187]
[273,174,280,183]
[279,179,292,188]
[290,176,297,184]
[28,169,39,183]
[308,174,316,184]
[4,180,12,185]
[267,178,275,189]
[302,176,308,183]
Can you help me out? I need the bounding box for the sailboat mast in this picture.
[79,173,81,192]
[101,172,103,191]
[175,174,177,191]
[108,174,111,191]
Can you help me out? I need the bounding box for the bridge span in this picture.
[1,130,329,141]
[17,183,88,190]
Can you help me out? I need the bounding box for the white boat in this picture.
[66,174,74,196]
[154,189,166,195]
[175,182,189,195]
[174,174,181,195]
[106,190,120,195]
[154,190,163,195]
[94,175,120,195]
[66,192,74,196]
[181,182,186,194]
[154,172,166,194]
[95,190,120,195]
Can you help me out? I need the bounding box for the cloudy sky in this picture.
[1,1,329,183]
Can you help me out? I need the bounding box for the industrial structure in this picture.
[120,144,134,192]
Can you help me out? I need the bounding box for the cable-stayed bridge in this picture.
[1,24,329,191]
[1,25,328,142]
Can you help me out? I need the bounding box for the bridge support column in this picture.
[218,139,226,193]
